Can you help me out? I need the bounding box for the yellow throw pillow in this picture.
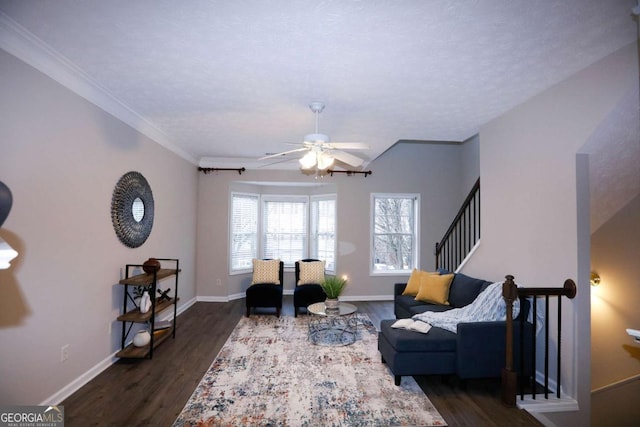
[251,259,281,285]
[415,273,454,305]
[402,269,438,296]
[298,260,325,285]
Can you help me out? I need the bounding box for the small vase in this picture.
[142,258,161,274]
[139,291,151,314]
[133,330,151,347]
[324,298,339,309]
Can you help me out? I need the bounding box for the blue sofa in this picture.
[378,273,533,385]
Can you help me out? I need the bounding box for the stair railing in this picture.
[435,178,480,272]
[502,278,577,406]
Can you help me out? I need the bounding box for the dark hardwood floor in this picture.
[62,297,541,426]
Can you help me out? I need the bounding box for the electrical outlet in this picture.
[108,322,112,335]
[216,278,222,287]
[61,344,69,362]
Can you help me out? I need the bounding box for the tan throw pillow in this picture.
[415,273,454,305]
[251,259,281,285]
[402,269,438,296]
[298,260,325,285]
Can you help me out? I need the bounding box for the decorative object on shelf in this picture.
[133,285,151,299]
[133,329,151,347]
[116,258,180,359]
[142,257,161,274]
[139,291,152,314]
[157,288,172,302]
[321,275,348,308]
[111,171,154,248]
[0,181,17,270]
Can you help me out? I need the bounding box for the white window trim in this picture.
[229,191,337,275]
[369,193,420,276]
[261,194,309,268]
[229,191,259,275]
[311,193,337,274]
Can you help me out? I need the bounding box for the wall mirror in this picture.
[111,171,154,248]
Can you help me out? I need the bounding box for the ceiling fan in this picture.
[259,102,369,170]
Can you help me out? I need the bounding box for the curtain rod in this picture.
[198,167,245,175]
[327,169,372,177]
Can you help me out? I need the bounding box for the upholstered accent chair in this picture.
[246,259,284,317]
[293,259,327,317]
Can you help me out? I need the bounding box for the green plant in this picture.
[320,275,348,299]
[133,285,152,300]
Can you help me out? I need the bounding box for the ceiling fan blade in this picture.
[257,156,300,168]
[259,147,308,160]
[325,142,370,150]
[284,141,312,146]
[330,149,365,167]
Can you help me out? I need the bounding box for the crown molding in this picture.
[0,11,197,165]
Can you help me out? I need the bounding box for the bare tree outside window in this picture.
[371,194,419,273]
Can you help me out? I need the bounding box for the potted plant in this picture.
[321,275,348,309]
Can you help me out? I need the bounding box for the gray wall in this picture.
[195,141,470,300]
[0,50,198,405]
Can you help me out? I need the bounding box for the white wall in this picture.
[0,50,198,405]
[463,42,638,424]
[195,141,471,299]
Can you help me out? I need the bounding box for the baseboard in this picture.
[591,373,640,394]
[454,239,481,273]
[515,369,578,414]
[516,394,579,413]
[197,292,246,302]
[41,296,197,406]
[40,351,119,406]
[169,296,197,318]
[198,295,231,302]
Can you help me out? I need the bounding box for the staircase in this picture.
[435,178,480,272]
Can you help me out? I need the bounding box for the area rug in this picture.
[173,314,447,426]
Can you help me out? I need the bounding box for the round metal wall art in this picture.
[111,171,154,248]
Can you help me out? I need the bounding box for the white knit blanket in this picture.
[412,281,520,333]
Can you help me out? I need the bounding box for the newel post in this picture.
[502,274,517,407]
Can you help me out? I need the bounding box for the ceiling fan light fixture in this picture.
[262,102,367,171]
[299,151,317,169]
[317,152,334,170]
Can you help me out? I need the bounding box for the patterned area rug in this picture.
[173,314,446,426]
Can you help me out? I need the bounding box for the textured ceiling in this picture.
[0,0,637,171]
[581,87,640,233]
